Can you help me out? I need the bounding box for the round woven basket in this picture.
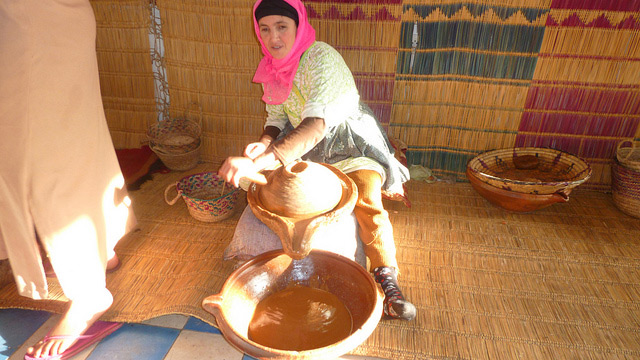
[164,172,239,222]
[147,102,202,153]
[147,120,200,153]
[151,143,201,171]
[467,147,592,195]
[612,161,640,219]
[616,140,640,172]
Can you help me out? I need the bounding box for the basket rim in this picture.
[176,172,239,202]
[613,160,640,178]
[151,142,202,156]
[616,140,640,170]
[146,118,202,139]
[467,147,592,187]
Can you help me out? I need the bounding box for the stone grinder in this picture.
[246,160,358,260]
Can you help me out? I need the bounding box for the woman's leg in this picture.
[346,170,397,269]
[26,223,115,359]
[26,288,113,358]
[346,170,416,321]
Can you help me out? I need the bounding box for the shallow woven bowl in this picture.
[164,172,238,222]
[467,147,591,195]
[467,167,570,212]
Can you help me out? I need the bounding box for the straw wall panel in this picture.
[157,0,262,164]
[392,1,550,180]
[91,0,156,149]
[94,0,639,191]
[306,0,403,127]
[516,1,640,191]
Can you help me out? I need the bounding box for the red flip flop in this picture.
[24,321,122,360]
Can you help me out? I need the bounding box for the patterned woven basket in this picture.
[616,140,640,172]
[147,103,202,153]
[164,172,239,222]
[467,147,592,195]
[151,143,201,171]
[611,161,640,219]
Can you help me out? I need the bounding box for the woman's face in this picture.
[258,15,297,59]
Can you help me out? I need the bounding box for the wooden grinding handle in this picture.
[242,172,268,185]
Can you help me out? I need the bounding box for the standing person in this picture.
[218,0,416,321]
[0,0,137,358]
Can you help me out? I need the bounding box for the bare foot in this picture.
[25,287,113,359]
[106,254,120,272]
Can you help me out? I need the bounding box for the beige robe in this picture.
[0,0,136,300]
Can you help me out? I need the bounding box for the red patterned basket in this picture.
[612,161,640,219]
[164,172,239,222]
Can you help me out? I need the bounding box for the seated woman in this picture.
[218,0,416,321]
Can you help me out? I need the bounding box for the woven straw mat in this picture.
[1,163,640,360]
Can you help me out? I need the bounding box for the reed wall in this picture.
[92,0,156,149]
[92,0,640,191]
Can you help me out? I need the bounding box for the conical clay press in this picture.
[247,160,358,259]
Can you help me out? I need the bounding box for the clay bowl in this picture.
[467,168,570,212]
[202,249,384,360]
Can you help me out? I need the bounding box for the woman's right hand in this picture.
[218,156,260,188]
[244,142,268,159]
[218,156,269,187]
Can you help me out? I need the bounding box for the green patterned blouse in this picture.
[263,41,409,196]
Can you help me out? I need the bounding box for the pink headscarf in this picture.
[252,0,316,105]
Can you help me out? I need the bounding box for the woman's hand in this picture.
[244,142,268,160]
[218,156,261,188]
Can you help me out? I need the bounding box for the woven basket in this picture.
[151,143,201,171]
[147,102,202,153]
[467,147,592,195]
[616,140,640,172]
[164,172,239,222]
[611,161,640,219]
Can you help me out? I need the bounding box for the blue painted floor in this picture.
[0,308,382,360]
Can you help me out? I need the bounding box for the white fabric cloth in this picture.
[225,205,366,268]
[0,0,136,300]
